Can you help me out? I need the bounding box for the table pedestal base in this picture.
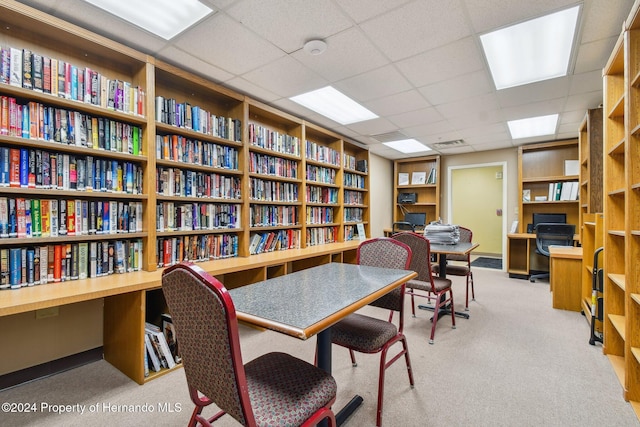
[336,395,363,426]
[418,304,470,319]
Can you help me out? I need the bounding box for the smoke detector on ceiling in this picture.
[304,39,327,55]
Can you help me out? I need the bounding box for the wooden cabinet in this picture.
[392,155,440,227]
[602,1,640,417]
[518,140,580,235]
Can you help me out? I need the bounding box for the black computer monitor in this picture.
[404,212,426,228]
[532,212,567,229]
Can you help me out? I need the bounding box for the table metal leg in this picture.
[317,328,363,426]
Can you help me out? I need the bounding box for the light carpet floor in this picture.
[1,266,637,427]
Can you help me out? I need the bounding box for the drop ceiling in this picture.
[17,0,635,159]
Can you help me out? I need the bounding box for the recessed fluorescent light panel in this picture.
[83,0,213,40]
[480,5,580,90]
[508,114,559,139]
[383,139,431,154]
[290,86,378,125]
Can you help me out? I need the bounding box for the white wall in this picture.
[368,153,393,238]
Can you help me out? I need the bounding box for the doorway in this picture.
[448,162,506,266]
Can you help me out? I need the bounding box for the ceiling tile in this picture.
[364,90,431,117]
[242,55,327,98]
[156,46,233,82]
[388,107,444,129]
[360,0,471,61]
[225,0,352,53]
[396,37,485,88]
[334,65,413,102]
[291,27,389,82]
[420,71,493,106]
[172,14,285,76]
[496,77,571,108]
[337,0,413,23]
[574,36,619,74]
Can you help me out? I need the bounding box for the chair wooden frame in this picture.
[162,263,337,427]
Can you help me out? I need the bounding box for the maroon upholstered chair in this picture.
[162,263,337,427]
[431,226,475,310]
[330,237,414,427]
[391,231,456,344]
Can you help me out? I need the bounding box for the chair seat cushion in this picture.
[245,352,337,427]
[406,277,451,292]
[331,313,398,352]
[431,264,469,276]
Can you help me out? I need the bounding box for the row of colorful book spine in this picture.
[0,147,143,194]
[248,229,300,255]
[249,205,298,227]
[249,177,298,202]
[344,207,364,222]
[306,164,337,184]
[156,167,241,200]
[305,140,340,166]
[306,226,338,246]
[155,134,239,169]
[0,46,145,116]
[306,186,338,204]
[156,202,240,232]
[156,233,238,268]
[249,152,298,178]
[305,206,335,224]
[0,239,144,290]
[0,197,143,239]
[248,123,300,156]
[0,96,143,155]
[154,96,241,141]
[344,190,364,205]
[344,172,366,189]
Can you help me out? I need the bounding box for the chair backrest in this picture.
[534,223,575,256]
[162,263,254,426]
[357,237,412,313]
[447,226,472,262]
[393,221,415,232]
[391,232,437,292]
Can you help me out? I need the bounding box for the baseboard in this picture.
[0,347,103,391]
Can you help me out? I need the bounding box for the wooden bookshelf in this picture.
[342,139,370,240]
[393,155,440,227]
[601,0,640,418]
[0,1,372,386]
[517,140,580,234]
[578,108,604,231]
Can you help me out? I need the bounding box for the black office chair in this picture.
[529,223,576,282]
[392,221,415,232]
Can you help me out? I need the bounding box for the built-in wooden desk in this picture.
[507,233,580,279]
[549,246,583,312]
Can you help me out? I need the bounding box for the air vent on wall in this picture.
[369,131,408,143]
[433,139,465,149]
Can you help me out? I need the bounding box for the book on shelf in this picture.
[426,167,437,184]
[144,333,161,372]
[161,313,181,364]
[411,171,426,185]
[145,322,176,369]
[398,172,409,186]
